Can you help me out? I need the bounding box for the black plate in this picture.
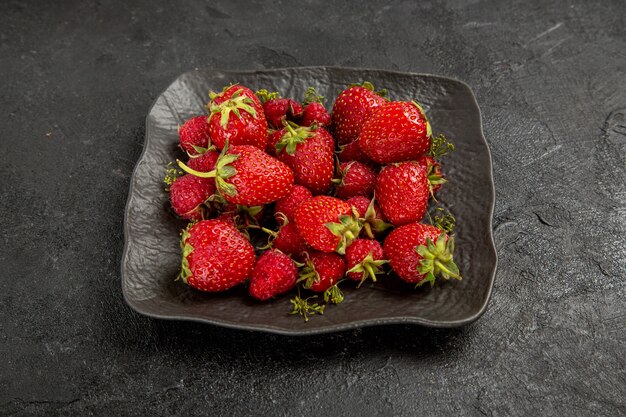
[122,67,497,335]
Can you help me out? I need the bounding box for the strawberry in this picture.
[262,215,310,260]
[168,174,215,220]
[333,161,376,199]
[186,150,220,172]
[294,196,361,254]
[179,142,294,206]
[257,89,304,129]
[414,155,445,195]
[179,220,255,292]
[345,239,388,285]
[346,196,391,239]
[331,82,387,145]
[383,223,461,286]
[249,250,298,300]
[274,184,313,223]
[337,139,374,165]
[273,124,334,194]
[179,116,212,156]
[358,101,431,164]
[298,251,346,295]
[300,87,331,127]
[207,85,268,150]
[375,161,430,226]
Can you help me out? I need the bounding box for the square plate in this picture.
[122,67,497,335]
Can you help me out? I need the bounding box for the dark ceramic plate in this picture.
[122,67,497,335]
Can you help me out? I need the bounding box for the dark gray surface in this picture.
[1,0,624,415]
[124,67,496,334]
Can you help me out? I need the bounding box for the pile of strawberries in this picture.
[165,82,461,321]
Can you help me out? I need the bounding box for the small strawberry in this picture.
[375,161,430,226]
[249,250,298,301]
[337,139,374,165]
[345,239,388,285]
[358,101,431,164]
[257,89,304,129]
[261,215,311,260]
[274,184,313,223]
[186,150,220,173]
[273,124,334,194]
[333,161,376,199]
[179,116,212,156]
[383,223,461,286]
[294,196,361,254]
[168,174,215,220]
[300,87,331,127]
[179,142,294,206]
[298,251,346,297]
[331,82,387,145]
[207,85,268,150]
[346,196,391,239]
[179,220,255,292]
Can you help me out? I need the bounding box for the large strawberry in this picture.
[298,251,346,303]
[256,89,304,129]
[249,250,298,301]
[359,101,431,164]
[179,143,294,206]
[383,223,461,286]
[273,124,334,194]
[295,196,361,254]
[207,85,268,150]
[375,161,430,226]
[333,161,376,199]
[168,174,215,220]
[274,184,313,223]
[345,239,388,285]
[331,82,387,145]
[179,220,255,292]
[300,87,331,127]
[179,116,212,156]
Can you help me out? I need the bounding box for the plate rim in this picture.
[121,66,498,335]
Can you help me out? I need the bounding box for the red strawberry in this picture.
[337,139,374,165]
[300,87,331,127]
[179,220,255,292]
[273,124,334,194]
[274,184,313,223]
[294,196,361,254]
[346,196,391,239]
[358,101,431,164]
[265,99,304,129]
[179,116,212,156]
[375,161,429,226]
[262,216,310,260]
[345,239,388,285]
[299,251,346,294]
[168,174,215,220]
[414,155,446,195]
[331,82,387,145]
[383,223,461,286]
[186,150,220,172]
[249,250,298,300]
[333,161,376,199]
[207,85,268,150]
[179,143,294,206]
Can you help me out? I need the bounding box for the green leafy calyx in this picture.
[289,294,325,322]
[256,89,280,104]
[275,122,314,155]
[177,141,240,197]
[415,234,461,287]
[209,89,258,128]
[303,87,324,105]
[325,208,363,255]
[346,252,389,287]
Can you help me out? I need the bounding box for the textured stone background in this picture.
[1,0,624,415]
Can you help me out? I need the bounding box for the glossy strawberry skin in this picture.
[271,222,311,260]
[169,174,215,220]
[221,145,294,206]
[294,196,353,253]
[335,161,376,199]
[263,98,304,129]
[345,239,385,281]
[179,116,211,156]
[274,128,335,195]
[249,250,298,301]
[306,252,346,292]
[337,140,375,165]
[375,162,429,226]
[414,155,444,194]
[274,184,313,223]
[359,101,430,164]
[186,150,220,172]
[208,85,268,150]
[181,220,255,292]
[332,86,387,145]
[383,223,443,284]
[301,102,331,127]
